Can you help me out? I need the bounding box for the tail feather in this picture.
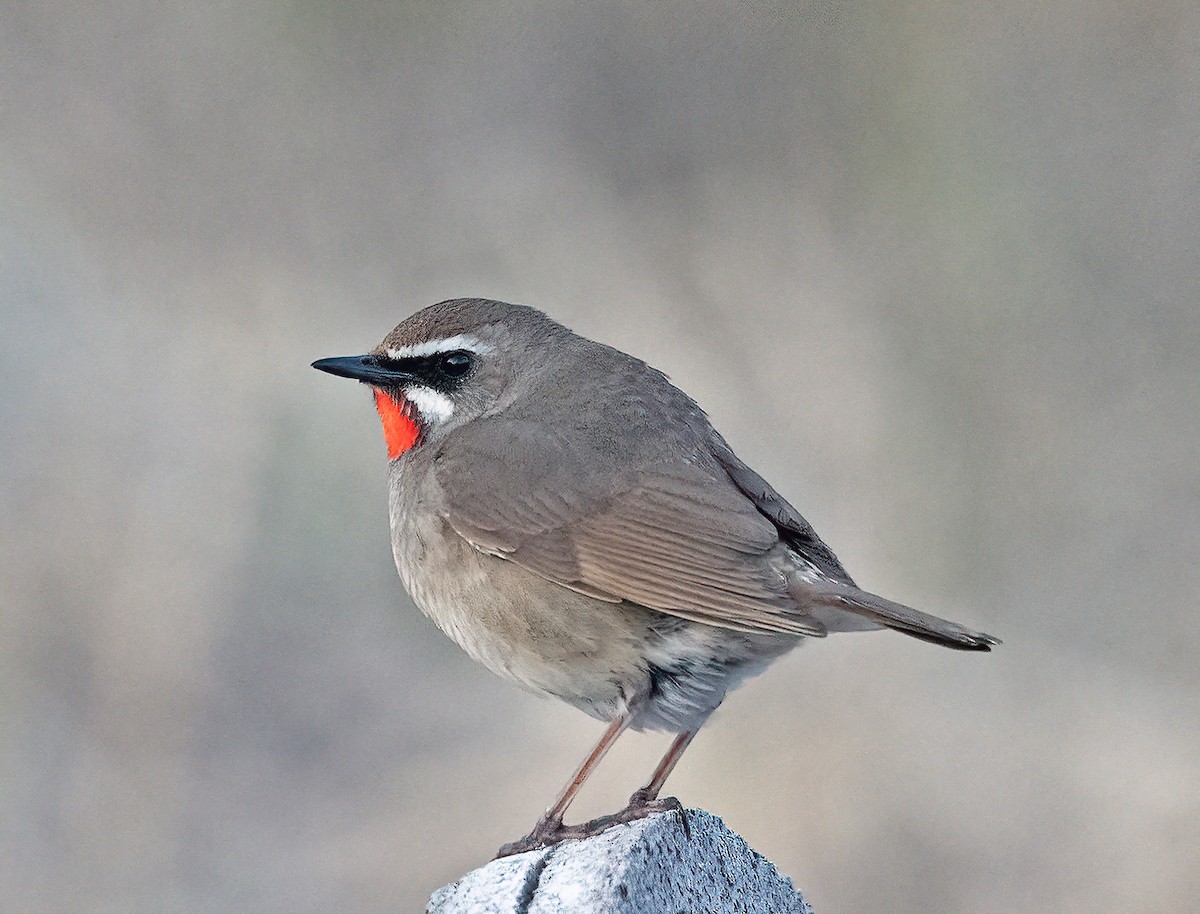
[810,584,1000,652]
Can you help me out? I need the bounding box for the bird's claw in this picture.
[494,813,565,858]
[623,793,691,840]
[494,795,690,859]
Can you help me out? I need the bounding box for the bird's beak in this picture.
[311,354,415,386]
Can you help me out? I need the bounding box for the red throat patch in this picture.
[373,389,420,459]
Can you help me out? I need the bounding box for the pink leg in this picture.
[630,728,699,804]
[541,712,632,826]
[495,711,632,857]
[555,727,705,842]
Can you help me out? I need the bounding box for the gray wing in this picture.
[709,432,856,586]
[432,418,827,638]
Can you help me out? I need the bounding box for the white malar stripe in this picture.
[386,333,491,360]
[405,386,455,423]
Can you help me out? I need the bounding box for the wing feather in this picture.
[711,434,855,584]
[433,419,826,638]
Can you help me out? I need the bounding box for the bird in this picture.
[312,298,998,857]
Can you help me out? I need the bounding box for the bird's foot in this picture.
[616,790,692,841]
[567,792,692,841]
[494,813,568,859]
[495,790,697,859]
[494,795,692,859]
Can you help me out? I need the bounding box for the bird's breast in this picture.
[386,468,656,719]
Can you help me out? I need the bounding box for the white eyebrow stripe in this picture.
[405,386,455,423]
[385,334,490,360]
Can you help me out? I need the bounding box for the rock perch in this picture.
[427,809,813,914]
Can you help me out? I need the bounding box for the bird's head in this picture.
[312,298,569,458]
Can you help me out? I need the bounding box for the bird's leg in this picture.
[495,712,632,858]
[541,713,633,827]
[614,727,699,839]
[627,727,698,808]
[562,725,706,842]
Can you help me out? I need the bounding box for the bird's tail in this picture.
[808,583,1000,651]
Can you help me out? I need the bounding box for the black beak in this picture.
[311,354,415,385]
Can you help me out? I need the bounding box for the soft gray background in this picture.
[2,3,1197,912]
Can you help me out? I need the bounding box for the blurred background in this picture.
[2,2,1197,912]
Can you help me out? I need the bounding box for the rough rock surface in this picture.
[427,809,813,914]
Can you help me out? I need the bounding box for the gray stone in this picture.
[427,809,813,914]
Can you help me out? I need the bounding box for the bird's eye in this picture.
[440,351,473,378]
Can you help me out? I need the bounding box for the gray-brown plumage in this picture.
[313,298,998,856]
